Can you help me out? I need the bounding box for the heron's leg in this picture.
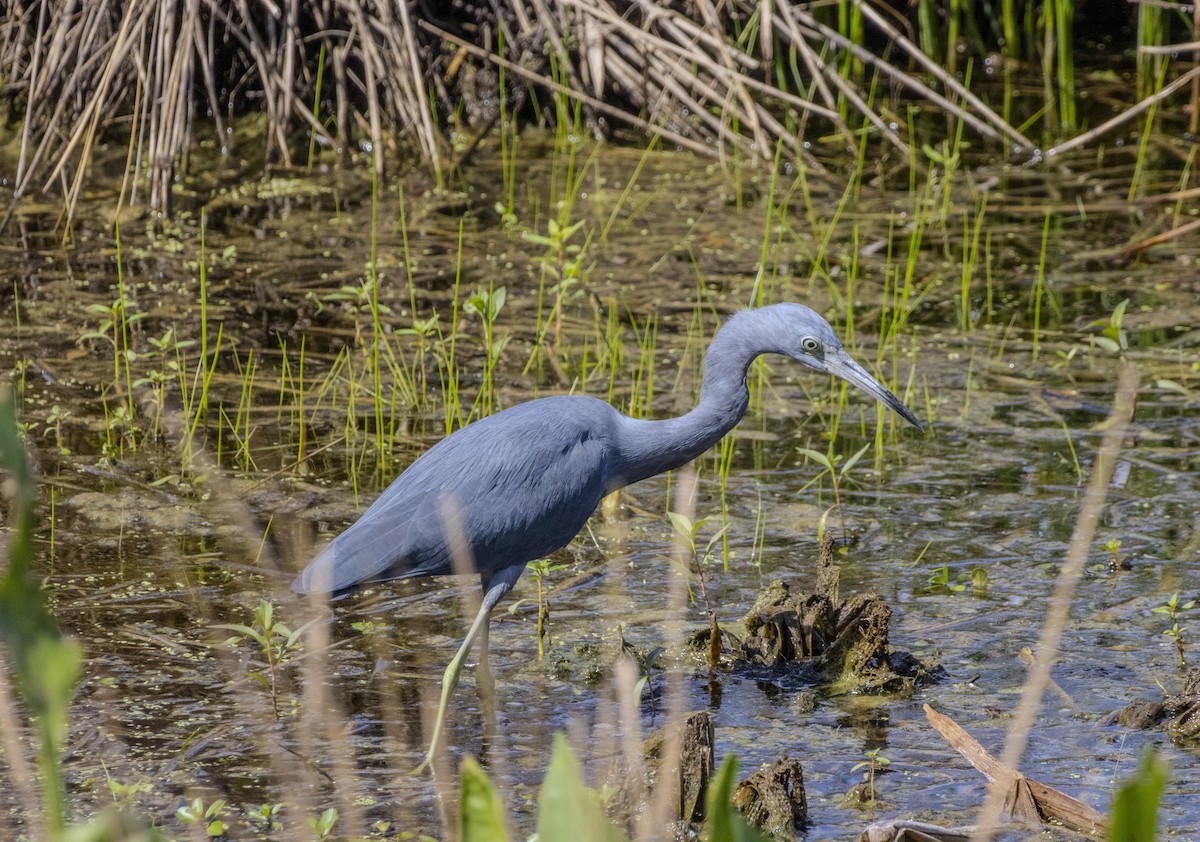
[477,616,498,748]
[415,598,493,774]
[415,564,525,773]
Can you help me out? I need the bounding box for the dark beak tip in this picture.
[900,407,927,433]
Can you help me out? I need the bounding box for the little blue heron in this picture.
[293,303,924,769]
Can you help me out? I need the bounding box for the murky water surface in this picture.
[2,131,1199,839]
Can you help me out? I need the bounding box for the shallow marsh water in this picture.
[2,130,1200,840]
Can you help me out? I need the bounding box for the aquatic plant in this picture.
[797,443,870,542]
[1087,299,1131,357]
[851,748,891,804]
[527,216,591,355]
[1153,593,1195,669]
[251,802,283,832]
[456,733,766,842]
[668,512,729,670]
[176,797,227,837]
[0,389,80,838]
[464,285,511,419]
[179,221,221,475]
[527,558,569,661]
[103,772,152,810]
[928,563,989,597]
[928,563,966,594]
[214,599,312,719]
[307,807,338,840]
[79,231,144,455]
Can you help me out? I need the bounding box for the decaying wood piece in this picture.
[861,818,975,842]
[923,705,1106,837]
[731,542,939,693]
[731,757,807,838]
[607,711,714,825]
[1099,667,1200,740]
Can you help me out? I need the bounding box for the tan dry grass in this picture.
[2,0,1040,233]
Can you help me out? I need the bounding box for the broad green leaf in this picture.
[537,734,629,842]
[458,757,510,842]
[1109,749,1167,842]
[667,511,695,543]
[705,755,770,842]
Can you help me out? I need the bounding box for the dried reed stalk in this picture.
[970,362,1139,842]
[0,0,1188,231]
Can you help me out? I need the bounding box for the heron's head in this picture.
[767,304,926,432]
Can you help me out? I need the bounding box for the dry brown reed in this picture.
[971,362,1139,842]
[2,0,1044,233]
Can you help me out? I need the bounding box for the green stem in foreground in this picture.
[0,389,82,836]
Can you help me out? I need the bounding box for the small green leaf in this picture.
[177,799,203,823]
[704,524,731,556]
[1155,379,1190,397]
[797,447,834,471]
[840,443,871,476]
[1089,336,1121,354]
[521,232,556,247]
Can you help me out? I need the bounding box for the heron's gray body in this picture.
[292,303,924,768]
[295,396,619,595]
[294,305,779,597]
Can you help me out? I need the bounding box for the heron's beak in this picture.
[828,351,926,432]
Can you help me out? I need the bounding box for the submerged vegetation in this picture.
[0,0,1198,839]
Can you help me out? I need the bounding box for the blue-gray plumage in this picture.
[293,303,924,770]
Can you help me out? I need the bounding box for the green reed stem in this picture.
[1129,60,1171,199]
[1031,210,1052,363]
[307,43,326,169]
[368,167,386,465]
[113,221,137,449]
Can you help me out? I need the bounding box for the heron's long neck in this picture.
[611,313,763,488]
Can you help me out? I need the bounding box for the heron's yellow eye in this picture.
[801,337,819,352]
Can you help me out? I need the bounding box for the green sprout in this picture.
[1085,298,1129,356]
[251,802,283,831]
[928,564,989,596]
[798,442,869,542]
[307,807,338,840]
[1105,538,1123,570]
[214,599,314,718]
[928,564,965,593]
[1152,592,1195,668]
[176,797,227,837]
[851,748,891,803]
[528,559,569,661]
[668,512,730,669]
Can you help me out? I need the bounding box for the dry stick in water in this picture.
[849,0,1034,150]
[1046,66,1200,159]
[970,362,1139,842]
